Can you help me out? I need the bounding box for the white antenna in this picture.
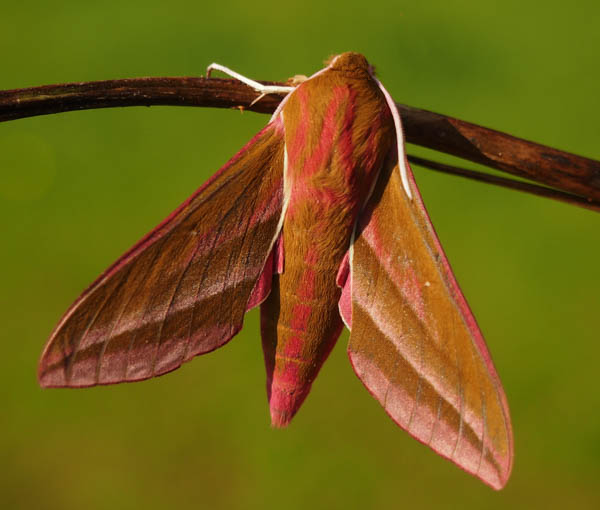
[374,78,413,200]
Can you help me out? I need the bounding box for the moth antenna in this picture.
[374,78,413,200]
[206,63,295,97]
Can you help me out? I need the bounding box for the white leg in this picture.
[206,63,295,98]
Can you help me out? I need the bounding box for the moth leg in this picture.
[249,93,268,107]
[206,63,295,102]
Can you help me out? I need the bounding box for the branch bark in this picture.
[407,155,600,213]
[1,76,599,205]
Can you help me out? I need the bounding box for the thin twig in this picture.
[407,155,600,213]
[1,76,599,204]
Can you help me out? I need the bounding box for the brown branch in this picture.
[399,104,600,203]
[407,155,600,213]
[1,76,599,203]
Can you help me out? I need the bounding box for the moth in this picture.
[38,52,513,489]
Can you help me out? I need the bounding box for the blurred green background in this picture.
[1,1,599,508]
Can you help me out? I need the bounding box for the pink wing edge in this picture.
[39,117,287,383]
[337,156,514,490]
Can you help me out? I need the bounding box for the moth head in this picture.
[326,52,376,79]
